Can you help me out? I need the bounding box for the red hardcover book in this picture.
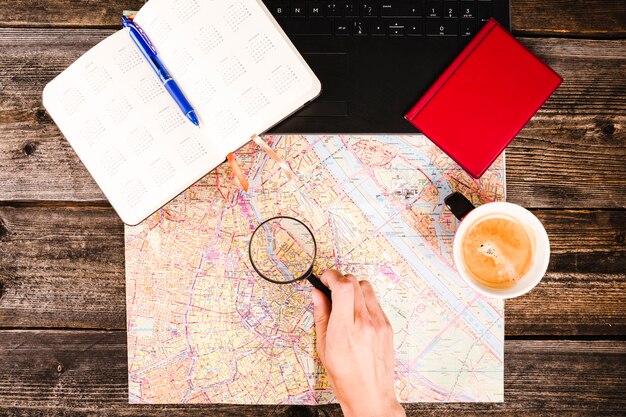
[405,18,562,178]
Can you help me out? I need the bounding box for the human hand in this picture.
[312,270,405,417]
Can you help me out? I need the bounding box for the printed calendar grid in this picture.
[42,0,320,224]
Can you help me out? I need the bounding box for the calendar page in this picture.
[134,0,320,152]
[42,0,320,225]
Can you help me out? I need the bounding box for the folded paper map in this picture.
[125,134,505,404]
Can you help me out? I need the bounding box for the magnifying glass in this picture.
[248,216,332,300]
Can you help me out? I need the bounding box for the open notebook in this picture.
[43,0,320,225]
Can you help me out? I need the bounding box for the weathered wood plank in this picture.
[0,0,624,38]
[0,206,125,330]
[0,29,106,202]
[0,206,624,334]
[512,0,626,38]
[0,30,624,208]
[0,0,146,28]
[0,331,624,415]
[509,38,626,209]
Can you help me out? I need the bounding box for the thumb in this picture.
[312,289,331,364]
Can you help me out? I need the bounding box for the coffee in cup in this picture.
[445,192,550,299]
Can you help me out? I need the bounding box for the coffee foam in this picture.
[461,216,534,289]
[452,201,551,299]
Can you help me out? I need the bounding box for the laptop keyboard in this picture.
[265,1,494,37]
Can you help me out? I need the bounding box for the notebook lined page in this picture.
[134,0,320,152]
[43,31,227,225]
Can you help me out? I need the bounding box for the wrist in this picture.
[341,399,405,417]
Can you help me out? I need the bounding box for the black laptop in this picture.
[265,0,510,133]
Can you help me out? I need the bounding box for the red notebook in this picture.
[405,19,562,178]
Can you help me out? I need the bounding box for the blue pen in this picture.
[122,16,199,126]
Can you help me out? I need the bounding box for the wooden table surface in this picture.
[0,1,624,416]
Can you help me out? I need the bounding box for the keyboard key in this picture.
[280,19,333,35]
[325,2,341,17]
[426,2,442,18]
[461,2,476,18]
[344,2,358,17]
[408,2,424,17]
[334,20,350,35]
[407,19,423,35]
[291,3,305,17]
[308,2,324,17]
[479,1,493,22]
[271,3,288,18]
[273,1,473,38]
[387,20,406,36]
[351,19,369,35]
[460,19,477,36]
[381,3,409,17]
[371,20,386,35]
[361,2,379,17]
[443,1,458,18]
[426,20,458,36]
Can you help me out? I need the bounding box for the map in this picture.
[125,134,505,404]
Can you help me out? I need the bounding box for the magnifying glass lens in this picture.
[249,217,316,283]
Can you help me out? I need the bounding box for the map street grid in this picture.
[125,134,505,404]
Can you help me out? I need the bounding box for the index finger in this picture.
[320,270,355,327]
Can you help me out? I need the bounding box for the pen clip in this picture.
[135,24,157,55]
[122,16,157,55]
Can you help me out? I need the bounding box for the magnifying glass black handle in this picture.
[307,274,332,300]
